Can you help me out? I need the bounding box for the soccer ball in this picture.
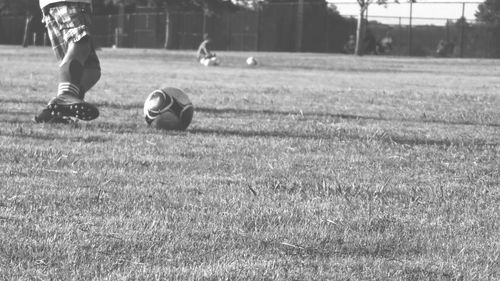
[143,87,194,131]
[246,56,257,66]
[201,57,219,66]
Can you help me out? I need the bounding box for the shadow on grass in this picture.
[196,107,500,128]
[1,98,498,127]
[0,116,496,148]
[0,127,111,143]
[190,127,498,148]
[237,231,460,279]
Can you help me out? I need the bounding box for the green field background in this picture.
[0,46,499,280]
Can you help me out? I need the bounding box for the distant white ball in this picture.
[246,57,257,66]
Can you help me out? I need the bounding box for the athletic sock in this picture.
[57,82,81,98]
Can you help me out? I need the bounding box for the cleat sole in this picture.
[47,101,99,121]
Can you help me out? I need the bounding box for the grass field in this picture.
[0,45,499,280]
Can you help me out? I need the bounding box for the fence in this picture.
[334,1,492,57]
[1,2,499,58]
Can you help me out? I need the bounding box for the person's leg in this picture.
[47,39,99,120]
[35,4,71,123]
[57,37,91,100]
[53,8,100,99]
[79,46,101,98]
[36,3,99,122]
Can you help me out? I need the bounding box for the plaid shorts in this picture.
[42,2,99,69]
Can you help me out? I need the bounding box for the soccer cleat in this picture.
[34,108,73,124]
[47,93,99,121]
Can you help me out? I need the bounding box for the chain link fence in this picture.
[1,2,499,58]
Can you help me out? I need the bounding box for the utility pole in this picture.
[355,1,367,56]
[22,14,33,47]
[460,2,466,57]
[408,1,413,56]
[115,3,125,47]
[296,0,304,52]
[164,3,171,49]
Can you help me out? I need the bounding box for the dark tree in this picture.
[476,0,500,24]
[476,0,500,57]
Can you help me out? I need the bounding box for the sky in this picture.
[328,0,484,25]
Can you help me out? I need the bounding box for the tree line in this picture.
[2,0,500,56]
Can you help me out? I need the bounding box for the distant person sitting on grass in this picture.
[197,34,219,66]
[35,0,101,123]
[343,34,356,54]
[197,34,215,62]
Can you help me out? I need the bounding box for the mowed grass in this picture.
[0,45,499,280]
